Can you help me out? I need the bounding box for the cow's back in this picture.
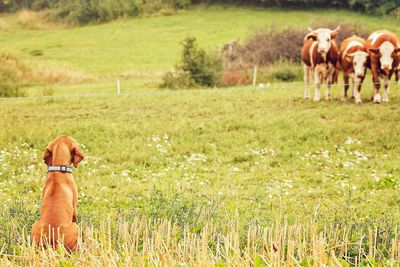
[340,35,367,55]
[367,30,399,50]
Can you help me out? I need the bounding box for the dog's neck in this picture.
[51,144,72,167]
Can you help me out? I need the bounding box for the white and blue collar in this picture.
[47,165,73,174]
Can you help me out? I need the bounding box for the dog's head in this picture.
[43,135,84,167]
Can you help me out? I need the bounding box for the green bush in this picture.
[179,37,221,87]
[160,71,196,89]
[53,0,140,25]
[161,36,222,89]
[51,0,187,25]
[257,60,303,83]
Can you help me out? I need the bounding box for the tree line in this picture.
[0,0,398,25]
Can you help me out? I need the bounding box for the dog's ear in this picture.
[43,148,52,166]
[72,145,84,168]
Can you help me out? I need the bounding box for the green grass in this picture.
[1,87,400,264]
[1,6,399,96]
[0,6,399,76]
[2,6,400,265]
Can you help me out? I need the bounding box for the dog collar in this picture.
[47,165,72,174]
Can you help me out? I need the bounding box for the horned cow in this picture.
[339,35,369,104]
[301,27,340,101]
[366,30,400,103]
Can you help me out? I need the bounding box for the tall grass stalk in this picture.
[1,217,400,266]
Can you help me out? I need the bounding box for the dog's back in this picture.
[32,136,84,252]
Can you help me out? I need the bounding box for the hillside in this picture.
[0,6,399,79]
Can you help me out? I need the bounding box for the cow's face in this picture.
[370,41,400,74]
[308,27,340,54]
[347,51,368,78]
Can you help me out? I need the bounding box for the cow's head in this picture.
[346,51,369,79]
[369,41,400,74]
[308,26,340,54]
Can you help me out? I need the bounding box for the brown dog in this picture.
[32,135,84,251]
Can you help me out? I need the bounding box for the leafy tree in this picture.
[161,36,222,89]
[178,36,221,87]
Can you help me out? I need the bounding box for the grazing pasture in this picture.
[1,87,400,265]
[0,6,400,96]
[1,4,400,266]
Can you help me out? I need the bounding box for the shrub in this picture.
[172,0,191,9]
[221,22,370,69]
[161,36,222,89]
[257,60,303,83]
[160,71,196,89]
[49,0,189,25]
[179,37,221,87]
[222,70,250,86]
[53,0,141,25]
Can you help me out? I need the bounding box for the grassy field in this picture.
[0,6,400,96]
[1,86,400,265]
[2,4,400,266]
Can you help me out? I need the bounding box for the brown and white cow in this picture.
[301,27,340,101]
[366,30,400,103]
[339,35,369,104]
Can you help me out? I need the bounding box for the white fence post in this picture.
[252,65,258,89]
[117,80,121,96]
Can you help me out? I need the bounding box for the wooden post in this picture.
[117,80,121,96]
[252,65,258,89]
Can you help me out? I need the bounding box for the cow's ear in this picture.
[345,56,352,63]
[306,27,317,40]
[305,32,317,41]
[331,26,340,39]
[394,48,400,57]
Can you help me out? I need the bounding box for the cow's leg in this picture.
[372,73,381,103]
[382,72,393,103]
[351,79,355,99]
[382,78,389,102]
[313,69,321,102]
[354,77,363,104]
[325,64,335,101]
[342,73,350,101]
[325,80,332,101]
[303,64,311,99]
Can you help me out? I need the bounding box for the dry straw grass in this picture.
[17,9,65,30]
[1,217,400,266]
[0,50,93,87]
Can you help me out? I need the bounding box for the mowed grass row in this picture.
[1,88,400,264]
